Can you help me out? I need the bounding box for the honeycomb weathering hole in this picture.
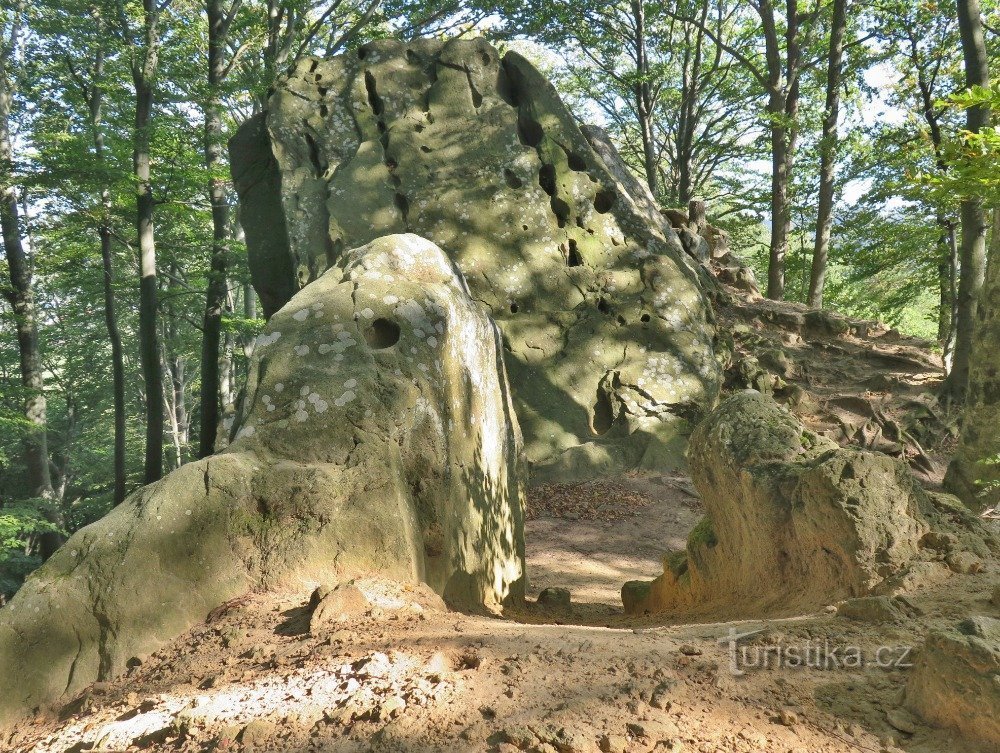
[594,189,615,213]
[365,318,401,349]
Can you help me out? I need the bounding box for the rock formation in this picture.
[623,392,994,617]
[904,615,1000,746]
[230,38,721,482]
[0,235,525,727]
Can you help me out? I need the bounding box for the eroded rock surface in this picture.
[623,392,994,617]
[905,615,1000,746]
[230,38,721,481]
[0,234,525,727]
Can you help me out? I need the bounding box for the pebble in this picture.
[885,707,917,735]
[778,709,799,726]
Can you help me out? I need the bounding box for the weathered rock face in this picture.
[0,234,525,727]
[905,615,1000,746]
[230,38,721,481]
[624,392,935,617]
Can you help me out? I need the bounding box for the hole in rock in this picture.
[394,192,409,221]
[597,298,611,314]
[538,164,556,196]
[566,151,587,171]
[567,240,583,267]
[364,71,384,116]
[509,302,519,314]
[517,117,544,148]
[364,318,400,349]
[319,104,328,118]
[640,313,651,323]
[357,47,368,60]
[504,169,523,189]
[551,196,571,228]
[420,145,432,153]
[480,51,491,66]
[591,389,614,436]
[594,189,615,214]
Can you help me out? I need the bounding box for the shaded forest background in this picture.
[1,0,998,596]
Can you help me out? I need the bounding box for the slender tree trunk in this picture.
[947,0,991,401]
[132,0,165,483]
[84,45,128,505]
[631,0,658,196]
[761,0,800,301]
[767,93,791,300]
[807,0,847,309]
[938,217,959,374]
[676,2,707,207]
[0,41,62,558]
[198,0,231,458]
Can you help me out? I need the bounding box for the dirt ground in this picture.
[8,470,998,753]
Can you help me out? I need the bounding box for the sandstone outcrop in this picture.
[230,38,721,481]
[905,615,1000,746]
[0,235,525,727]
[623,392,995,617]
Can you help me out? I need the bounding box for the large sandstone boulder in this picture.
[904,616,1000,746]
[230,37,721,481]
[624,392,943,617]
[0,234,525,727]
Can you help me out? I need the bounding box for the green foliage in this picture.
[0,500,61,599]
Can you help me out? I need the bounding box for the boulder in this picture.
[623,392,932,616]
[0,234,525,727]
[904,616,1000,746]
[230,38,721,481]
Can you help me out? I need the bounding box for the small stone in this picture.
[379,695,406,721]
[309,583,370,633]
[497,725,536,749]
[238,719,277,747]
[537,587,571,611]
[649,679,676,709]
[946,551,984,574]
[838,596,904,624]
[778,709,799,726]
[885,707,917,735]
[599,733,629,753]
[678,644,702,656]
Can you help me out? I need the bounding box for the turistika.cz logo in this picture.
[720,628,914,676]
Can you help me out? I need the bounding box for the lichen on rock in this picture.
[230,37,721,481]
[0,234,525,728]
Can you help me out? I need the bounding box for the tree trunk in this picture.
[807,0,847,309]
[631,0,658,196]
[132,0,165,483]
[946,207,1000,506]
[0,52,62,558]
[761,0,800,301]
[198,0,231,458]
[675,3,707,207]
[85,45,128,506]
[947,0,991,401]
[767,93,791,300]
